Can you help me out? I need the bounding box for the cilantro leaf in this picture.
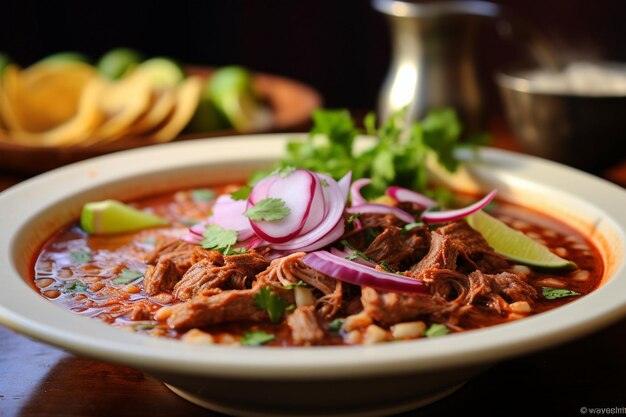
[328,318,345,331]
[112,269,143,285]
[244,198,290,222]
[542,287,581,300]
[425,323,450,337]
[270,166,296,177]
[70,250,91,265]
[254,286,288,323]
[403,222,424,232]
[65,281,88,293]
[190,189,216,203]
[341,240,375,263]
[240,330,276,346]
[201,225,238,253]
[320,179,329,187]
[231,185,252,201]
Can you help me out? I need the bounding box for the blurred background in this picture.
[1,0,625,176]
[2,0,625,112]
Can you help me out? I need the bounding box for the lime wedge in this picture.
[135,57,184,87]
[80,200,169,235]
[97,47,144,79]
[466,210,577,270]
[208,66,271,132]
[35,52,91,67]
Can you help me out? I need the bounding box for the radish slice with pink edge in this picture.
[271,175,346,251]
[345,203,415,224]
[350,178,371,207]
[211,195,255,240]
[302,251,428,294]
[247,169,317,243]
[287,218,345,252]
[386,186,437,209]
[299,174,325,234]
[421,190,497,223]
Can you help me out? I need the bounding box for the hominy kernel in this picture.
[572,270,590,281]
[391,321,426,339]
[536,278,566,288]
[43,290,61,299]
[554,247,568,257]
[342,313,373,332]
[182,329,214,344]
[219,334,239,345]
[123,284,141,294]
[363,325,388,344]
[36,278,55,288]
[511,265,531,277]
[509,301,531,314]
[154,306,172,321]
[508,313,525,321]
[345,330,363,344]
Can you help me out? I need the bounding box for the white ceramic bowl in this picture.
[1,135,625,417]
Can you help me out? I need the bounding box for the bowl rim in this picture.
[1,134,626,380]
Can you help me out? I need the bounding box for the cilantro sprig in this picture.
[112,269,143,285]
[201,225,238,253]
[254,286,288,323]
[244,198,290,222]
[542,287,581,300]
[278,107,488,202]
[240,330,276,346]
[425,323,450,337]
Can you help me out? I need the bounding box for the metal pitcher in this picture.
[373,0,500,132]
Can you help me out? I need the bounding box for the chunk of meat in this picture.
[287,306,325,345]
[361,287,450,325]
[437,221,509,272]
[469,270,537,306]
[407,232,460,278]
[257,252,343,318]
[364,225,430,271]
[191,248,224,266]
[144,258,180,295]
[174,251,270,300]
[166,285,294,329]
[145,239,196,265]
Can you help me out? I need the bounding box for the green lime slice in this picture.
[35,51,91,67]
[0,52,14,76]
[466,210,577,270]
[208,66,270,131]
[80,200,169,235]
[135,57,185,87]
[96,47,144,79]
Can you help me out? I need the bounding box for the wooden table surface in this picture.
[1,126,625,417]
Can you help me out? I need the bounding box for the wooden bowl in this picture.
[0,67,322,174]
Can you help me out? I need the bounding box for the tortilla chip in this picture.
[120,87,176,137]
[8,79,104,147]
[85,71,152,144]
[150,76,202,142]
[13,64,96,133]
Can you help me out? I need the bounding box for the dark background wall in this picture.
[2,0,625,114]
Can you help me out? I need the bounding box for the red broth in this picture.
[31,187,603,346]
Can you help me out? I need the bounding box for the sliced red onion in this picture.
[271,177,346,251]
[386,186,437,209]
[422,190,497,224]
[302,251,428,294]
[330,246,377,267]
[248,169,317,243]
[350,178,371,207]
[337,171,352,203]
[189,221,208,237]
[180,232,202,244]
[345,203,414,224]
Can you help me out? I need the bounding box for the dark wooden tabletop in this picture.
[1,124,625,417]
